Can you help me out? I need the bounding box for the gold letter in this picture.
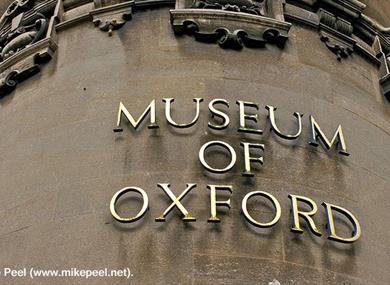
[113,101,158,132]
[199,141,237,173]
[155,183,196,222]
[208,185,232,223]
[242,191,281,228]
[163,98,204,128]
[309,115,349,156]
[208,99,230,130]
[110,187,149,223]
[322,202,361,243]
[265,105,303,140]
[241,142,264,177]
[289,194,322,236]
[236,100,263,134]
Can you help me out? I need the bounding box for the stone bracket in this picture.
[170,9,291,50]
[90,1,134,36]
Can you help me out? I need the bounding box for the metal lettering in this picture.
[110,187,149,223]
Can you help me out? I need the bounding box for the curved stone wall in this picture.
[363,0,390,26]
[0,1,389,285]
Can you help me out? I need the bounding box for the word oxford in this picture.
[109,98,360,244]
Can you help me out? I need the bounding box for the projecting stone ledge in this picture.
[170,9,291,50]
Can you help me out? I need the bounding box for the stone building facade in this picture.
[0,0,389,284]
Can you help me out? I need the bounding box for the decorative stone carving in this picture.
[0,0,59,97]
[91,1,133,36]
[320,31,353,60]
[318,9,353,36]
[284,1,390,100]
[283,1,367,60]
[170,0,291,50]
[317,8,355,60]
[191,0,265,16]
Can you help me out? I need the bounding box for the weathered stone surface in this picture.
[0,5,388,285]
[363,0,390,27]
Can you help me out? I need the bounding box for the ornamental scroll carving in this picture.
[0,0,59,97]
[91,0,133,36]
[170,0,291,50]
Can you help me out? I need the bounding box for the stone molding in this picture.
[283,0,390,99]
[170,9,291,50]
[170,0,290,50]
[0,0,389,100]
[0,0,60,97]
[56,0,172,32]
[90,1,133,36]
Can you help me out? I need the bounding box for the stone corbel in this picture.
[170,0,291,50]
[90,1,133,36]
[0,0,60,97]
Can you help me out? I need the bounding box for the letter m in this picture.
[309,116,349,156]
[114,101,158,132]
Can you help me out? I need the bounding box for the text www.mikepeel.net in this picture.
[0,267,132,279]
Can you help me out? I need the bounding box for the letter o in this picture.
[199,141,237,173]
[242,191,281,228]
[110,187,149,223]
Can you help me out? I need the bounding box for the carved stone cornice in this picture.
[317,8,355,60]
[170,0,291,50]
[56,1,134,35]
[0,0,60,97]
[191,0,265,17]
[284,1,390,100]
[285,0,389,52]
[0,0,389,100]
[319,0,365,20]
[171,9,291,49]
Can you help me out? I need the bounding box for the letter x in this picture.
[155,183,196,222]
